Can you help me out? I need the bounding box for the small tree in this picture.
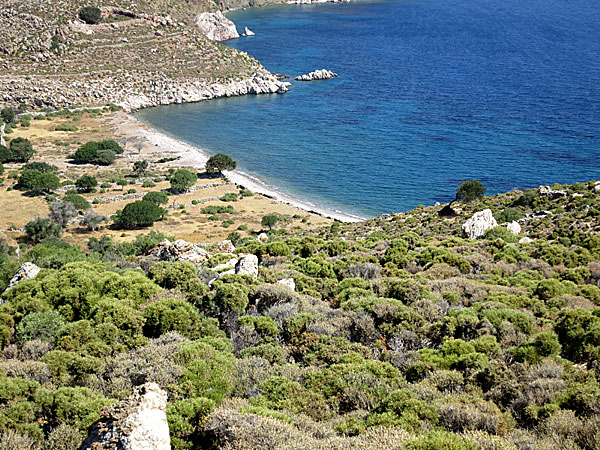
[170,169,197,194]
[114,200,165,229]
[18,170,60,194]
[205,153,237,175]
[1,108,15,124]
[0,145,12,163]
[25,217,62,242]
[116,179,128,191]
[143,191,169,206]
[261,214,282,231]
[455,179,486,202]
[22,162,57,173]
[76,175,98,193]
[78,6,102,24]
[81,209,105,231]
[49,199,78,228]
[9,137,35,162]
[133,160,149,175]
[0,162,3,176]
[64,193,91,211]
[94,149,116,165]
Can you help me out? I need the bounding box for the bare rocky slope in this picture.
[0,0,288,111]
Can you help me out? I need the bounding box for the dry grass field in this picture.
[0,109,331,248]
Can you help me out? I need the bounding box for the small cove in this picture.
[136,0,600,218]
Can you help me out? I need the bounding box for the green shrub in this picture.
[78,6,102,24]
[494,207,524,223]
[22,162,57,173]
[143,298,204,339]
[16,310,65,344]
[25,217,62,242]
[485,227,520,243]
[55,124,78,132]
[75,175,97,192]
[19,170,59,193]
[170,169,197,193]
[456,180,486,202]
[405,430,477,450]
[201,205,234,215]
[205,153,236,174]
[219,193,238,202]
[63,193,90,211]
[114,200,165,228]
[148,261,208,302]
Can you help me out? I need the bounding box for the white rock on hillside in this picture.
[506,221,521,235]
[257,233,269,243]
[519,237,534,244]
[80,383,170,450]
[295,69,338,81]
[462,209,498,240]
[5,262,41,292]
[538,185,567,199]
[195,11,239,41]
[149,239,210,265]
[215,239,236,253]
[235,254,259,277]
[277,278,296,291]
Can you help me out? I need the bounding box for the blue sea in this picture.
[135,0,600,218]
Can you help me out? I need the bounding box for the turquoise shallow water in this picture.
[135,0,600,218]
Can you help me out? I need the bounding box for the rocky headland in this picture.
[0,0,289,112]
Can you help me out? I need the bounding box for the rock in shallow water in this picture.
[295,69,338,81]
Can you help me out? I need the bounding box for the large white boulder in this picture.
[462,209,498,239]
[506,221,521,235]
[235,254,259,277]
[5,262,41,291]
[277,278,296,291]
[195,11,239,41]
[149,239,210,265]
[80,383,170,450]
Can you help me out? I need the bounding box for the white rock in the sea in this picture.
[277,278,296,291]
[243,26,255,36]
[235,254,259,277]
[195,11,239,41]
[295,69,338,81]
[462,209,498,240]
[506,221,521,235]
[80,383,170,450]
[5,262,41,292]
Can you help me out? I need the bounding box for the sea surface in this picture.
[135,0,600,218]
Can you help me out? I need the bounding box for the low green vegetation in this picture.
[0,180,599,449]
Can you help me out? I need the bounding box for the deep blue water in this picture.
[136,0,600,218]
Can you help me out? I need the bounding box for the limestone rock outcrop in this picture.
[462,209,498,239]
[505,221,521,235]
[79,383,170,450]
[277,278,296,291]
[149,239,210,265]
[215,239,236,253]
[5,262,41,292]
[256,233,269,243]
[295,69,338,81]
[195,11,239,41]
[235,254,259,277]
[538,185,567,199]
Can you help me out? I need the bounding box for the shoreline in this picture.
[113,112,365,223]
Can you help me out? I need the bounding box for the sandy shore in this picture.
[112,112,365,223]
